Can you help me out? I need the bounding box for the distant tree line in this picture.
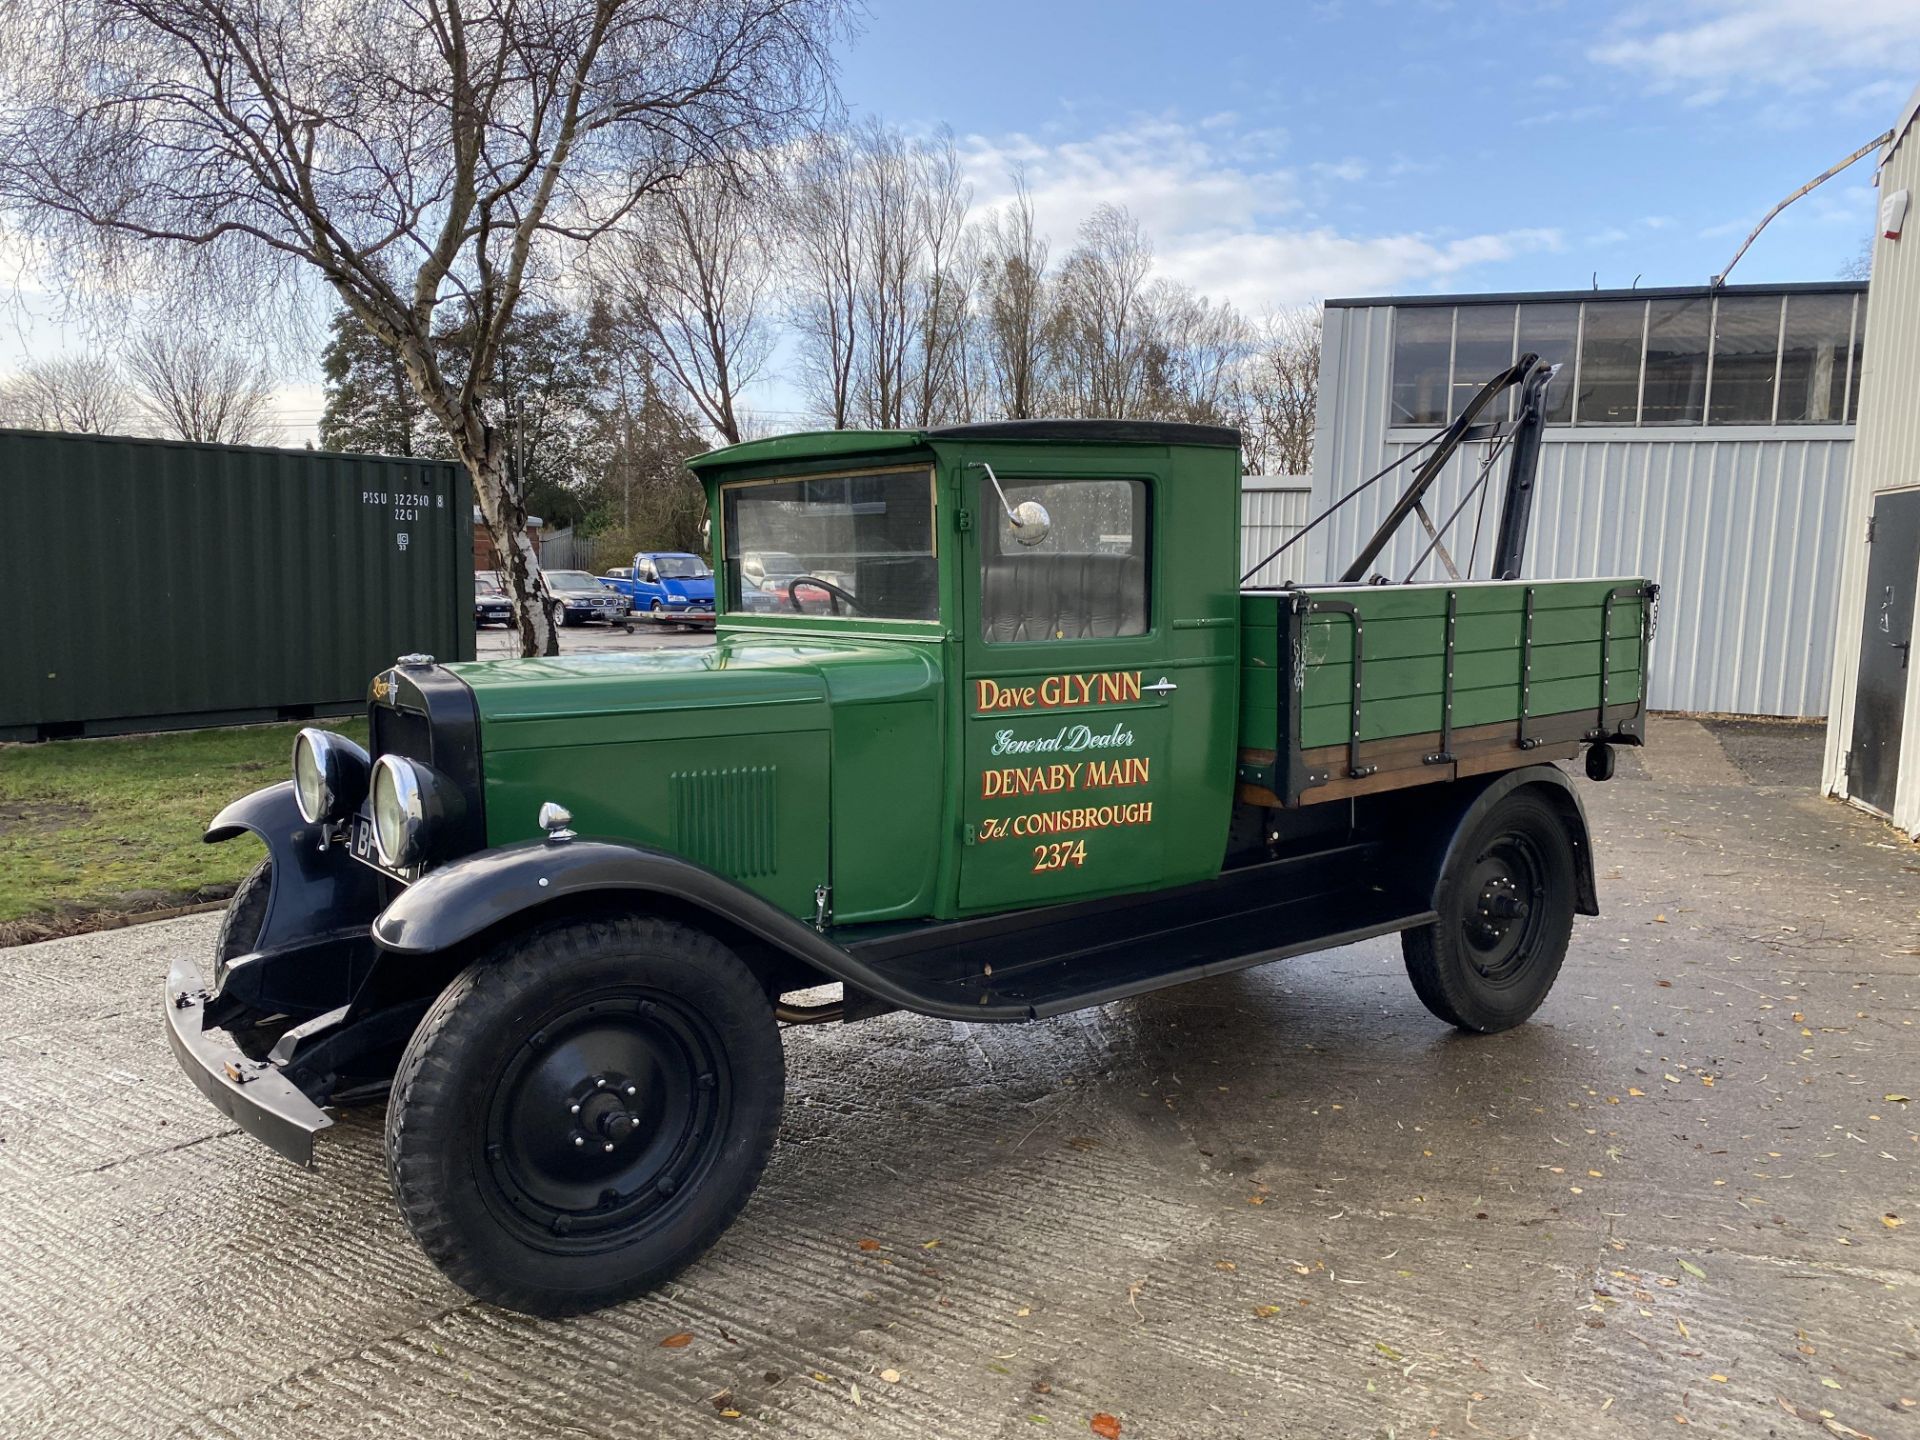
[318,127,1322,556]
[0,332,278,445]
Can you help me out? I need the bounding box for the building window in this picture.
[1848,300,1865,424]
[1383,289,1860,434]
[1576,300,1645,426]
[1516,302,1579,424]
[1777,292,1854,425]
[1641,297,1711,425]
[1390,308,1452,426]
[1451,304,1517,423]
[1707,295,1781,425]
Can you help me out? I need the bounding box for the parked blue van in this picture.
[628,551,715,617]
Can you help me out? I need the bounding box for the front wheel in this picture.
[385,915,784,1315]
[1401,790,1577,1033]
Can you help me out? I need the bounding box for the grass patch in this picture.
[0,718,365,929]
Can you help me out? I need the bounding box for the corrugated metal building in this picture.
[1239,476,1313,586]
[1823,86,1920,828]
[1308,281,1864,716]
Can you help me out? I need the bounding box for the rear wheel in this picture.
[385,915,784,1315]
[1401,790,1577,1033]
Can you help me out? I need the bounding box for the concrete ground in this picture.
[1,717,1916,1440]
[475,616,714,659]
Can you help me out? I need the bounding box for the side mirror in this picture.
[1010,500,1052,547]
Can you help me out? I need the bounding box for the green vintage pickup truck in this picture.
[169,365,1653,1315]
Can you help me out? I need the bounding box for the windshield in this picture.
[546,571,604,593]
[722,470,937,621]
[653,555,712,579]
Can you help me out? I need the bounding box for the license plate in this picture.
[349,813,379,866]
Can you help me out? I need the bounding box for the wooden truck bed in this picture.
[1237,577,1654,807]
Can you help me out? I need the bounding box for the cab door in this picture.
[955,455,1218,913]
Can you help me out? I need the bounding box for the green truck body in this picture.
[440,425,1648,926]
[166,415,1653,1317]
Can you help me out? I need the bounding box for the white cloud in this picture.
[1594,1,1920,99]
[959,117,1560,311]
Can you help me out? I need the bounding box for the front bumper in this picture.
[165,955,332,1166]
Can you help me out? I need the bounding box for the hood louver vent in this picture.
[669,766,779,877]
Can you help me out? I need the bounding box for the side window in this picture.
[980,478,1149,643]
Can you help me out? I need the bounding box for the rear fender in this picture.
[1403,766,1600,917]
[372,839,940,1016]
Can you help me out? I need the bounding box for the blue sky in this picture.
[1,1,1913,439]
[830,0,1912,310]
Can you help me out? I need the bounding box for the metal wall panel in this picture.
[1239,476,1313,586]
[3,429,473,739]
[1823,109,1920,826]
[1310,304,1854,716]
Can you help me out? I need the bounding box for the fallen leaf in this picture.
[1375,1341,1404,1361]
[858,1238,881,1251]
[1016,1306,1032,1317]
[850,1384,862,1406]
[1214,1261,1237,1272]
[1887,1094,1911,1104]
[718,1410,742,1420]
[880,1369,901,1384]
[1882,1214,1904,1230]
[922,1239,941,1249]
[659,1332,694,1349]
[1679,1260,1708,1280]
[1821,1377,1841,1390]
[1253,1305,1282,1318]
[1628,1088,1646,1097]
[1710,1374,1728,1383]
[1247,1194,1267,1205]
[1090,1413,1123,1440]
[1654,914,1668,923]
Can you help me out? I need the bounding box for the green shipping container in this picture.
[2,428,473,740]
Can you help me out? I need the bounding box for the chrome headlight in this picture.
[370,753,435,869]
[291,728,371,825]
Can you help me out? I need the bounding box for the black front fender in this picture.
[203,782,383,1017]
[205,781,384,951]
[370,839,948,1018]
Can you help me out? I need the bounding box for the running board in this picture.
[842,849,1436,1022]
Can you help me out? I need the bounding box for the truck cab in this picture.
[167,412,1651,1318]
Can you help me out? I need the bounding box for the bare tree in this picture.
[1237,307,1322,476]
[0,353,132,433]
[790,122,980,429]
[0,0,845,655]
[978,175,1049,420]
[126,330,278,445]
[788,133,861,429]
[1146,283,1249,424]
[908,130,975,426]
[1048,205,1156,419]
[597,165,779,446]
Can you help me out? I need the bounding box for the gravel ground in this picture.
[1,716,1916,1440]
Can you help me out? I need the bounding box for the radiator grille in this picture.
[669,766,778,876]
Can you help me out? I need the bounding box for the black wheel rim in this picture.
[480,987,731,1255]
[1457,833,1548,987]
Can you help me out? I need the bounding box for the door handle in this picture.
[1144,677,1178,696]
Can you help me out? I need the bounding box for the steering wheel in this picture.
[785,574,865,615]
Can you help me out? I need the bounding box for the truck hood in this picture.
[660,575,714,602]
[443,634,938,751]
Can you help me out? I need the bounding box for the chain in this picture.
[1645,585,1661,643]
